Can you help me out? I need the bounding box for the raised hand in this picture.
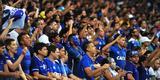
[22,47,28,55]
[102,64,110,69]
[8,18,14,27]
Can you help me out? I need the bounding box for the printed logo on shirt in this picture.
[116,56,126,60]
[53,66,56,69]
[40,64,47,69]
[117,51,120,54]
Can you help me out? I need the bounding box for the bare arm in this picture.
[103,69,115,80]
[147,48,159,61]
[69,74,82,80]
[102,35,121,51]
[6,55,24,71]
[0,72,19,77]
[6,48,27,71]
[126,73,135,80]
[55,0,64,7]
[34,8,39,18]
[33,72,52,80]
[12,0,21,7]
[0,64,20,78]
[147,49,160,66]
[68,20,73,36]
[23,0,28,9]
[84,64,109,77]
[0,18,14,40]
[50,72,62,80]
[19,64,27,80]
[62,5,75,16]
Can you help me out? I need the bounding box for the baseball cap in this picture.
[140,36,151,43]
[39,11,46,19]
[57,6,65,12]
[38,34,50,44]
[127,50,139,57]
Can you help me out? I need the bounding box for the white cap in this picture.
[140,36,151,43]
[128,14,134,18]
[38,34,50,44]
[8,29,19,42]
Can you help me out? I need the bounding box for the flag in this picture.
[2,5,27,29]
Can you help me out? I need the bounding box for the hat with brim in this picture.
[140,36,151,43]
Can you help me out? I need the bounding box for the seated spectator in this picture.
[45,44,64,79]
[0,40,22,79]
[4,38,27,80]
[31,42,55,80]
[153,58,160,79]
[78,42,109,80]
[125,50,139,80]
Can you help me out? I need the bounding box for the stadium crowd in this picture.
[0,0,160,80]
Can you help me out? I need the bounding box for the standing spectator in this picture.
[64,34,85,76]
[95,27,108,50]
[110,36,126,69]
[140,20,149,36]
[109,35,127,69]
[127,28,141,51]
[77,26,89,49]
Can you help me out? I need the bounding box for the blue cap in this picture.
[57,6,65,11]
[127,50,139,57]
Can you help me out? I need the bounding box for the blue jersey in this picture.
[110,44,126,69]
[79,38,89,50]
[78,54,95,80]
[0,54,6,72]
[63,64,72,76]
[125,61,139,80]
[138,66,150,80]
[56,59,72,76]
[127,38,141,50]
[96,36,108,50]
[95,55,105,64]
[16,46,31,74]
[31,56,48,76]
[65,42,85,58]
[64,42,85,76]
[4,52,19,72]
[44,58,60,73]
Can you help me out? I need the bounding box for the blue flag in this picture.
[2,5,27,29]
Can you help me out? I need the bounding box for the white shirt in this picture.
[155,68,160,78]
